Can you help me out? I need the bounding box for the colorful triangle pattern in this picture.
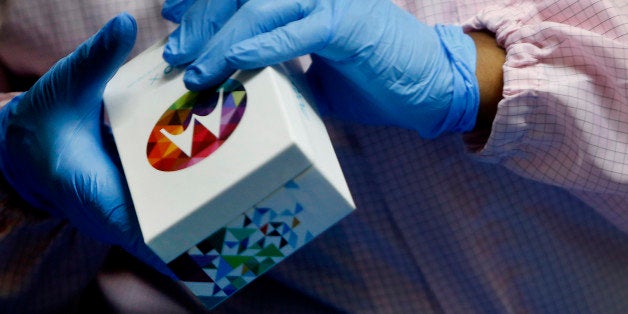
[168,186,316,310]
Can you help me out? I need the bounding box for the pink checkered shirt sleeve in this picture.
[464,0,628,231]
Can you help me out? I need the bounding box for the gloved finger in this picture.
[55,136,175,278]
[1,13,137,213]
[161,0,197,23]
[163,0,240,66]
[95,158,175,278]
[23,13,136,115]
[111,208,176,279]
[52,129,133,237]
[183,0,315,90]
[225,14,329,69]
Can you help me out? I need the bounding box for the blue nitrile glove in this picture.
[162,0,479,138]
[0,13,174,278]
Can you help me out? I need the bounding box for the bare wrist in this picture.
[463,31,505,150]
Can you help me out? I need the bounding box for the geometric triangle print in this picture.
[238,238,249,254]
[227,227,257,241]
[258,257,277,274]
[230,91,246,106]
[198,296,227,309]
[226,276,248,289]
[279,237,289,248]
[255,244,283,258]
[225,241,239,249]
[223,255,252,269]
[216,258,234,280]
[197,228,227,254]
[167,253,213,283]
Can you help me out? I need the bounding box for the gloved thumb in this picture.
[24,13,137,113]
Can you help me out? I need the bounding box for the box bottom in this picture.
[167,166,353,309]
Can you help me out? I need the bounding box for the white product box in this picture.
[103,39,355,309]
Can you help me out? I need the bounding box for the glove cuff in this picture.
[431,24,480,137]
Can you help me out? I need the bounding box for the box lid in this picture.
[104,40,353,262]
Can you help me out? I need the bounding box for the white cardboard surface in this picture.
[103,39,354,264]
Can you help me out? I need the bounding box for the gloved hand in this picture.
[162,0,480,138]
[0,13,173,277]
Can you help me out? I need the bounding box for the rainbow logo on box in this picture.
[147,79,247,171]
